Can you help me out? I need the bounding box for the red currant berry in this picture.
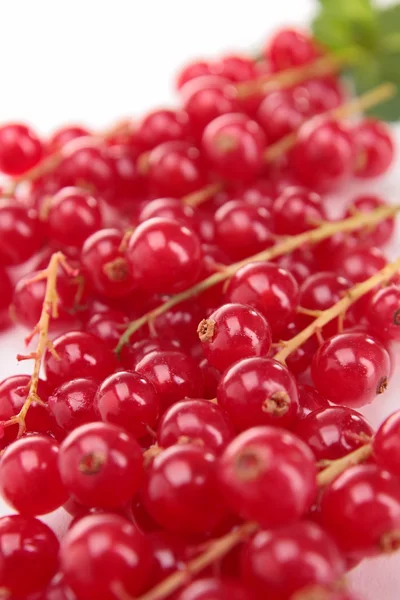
[202,113,266,182]
[126,217,203,294]
[157,398,234,453]
[225,262,299,338]
[44,331,118,388]
[95,371,159,439]
[218,426,316,526]
[0,123,43,175]
[153,297,204,355]
[135,109,190,152]
[214,201,273,260]
[177,577,254,600]
[146,530,188,584]
[241,521,344,598]
[139,196,195,227]
[48,378,99,433]
[373,410,400,476]
[0,266,12,331]
[147,140,206,197]
[85,309,129,348]
[265,28,320,71]
[47,187,102,250]
[296,76,344,113]
[142,444,227,533]
[352,119,394,178]
[61,513,152,600]
[121,337,181,371]
[136,350,204,412]
[276,247,317,285]
[216,54,257,82]
[48,124,90,153]
[0,202,43,265]
[59,422,143,508]
[273,186,326,235]
[279,320,319,376]
[312,332,391,408]
[257,89,309,143]
[297,383,329,419]
[366,285,400,342]
[217,357,299,431]
[107,144,148,207]
[0,434,67,515]
[81,229,136,298]
[345,195,395,247]
[320,464,400,557]
[335,245,387,283]
[0,515,59,596]
[233,179,275,211]
[290,119,355,190]
[176,59,216,89]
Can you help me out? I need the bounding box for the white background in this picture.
[0,1,400,598]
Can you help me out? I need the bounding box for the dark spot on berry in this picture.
[380,530,400,553]
[234,448,265,481]
[393,308,400,326]
[377,376,389,395]
[103,257,129,282]
[78,452,106,475]
[197,318,216,343]
[262,391,290,417]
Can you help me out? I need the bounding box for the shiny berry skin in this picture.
[218,426,316,526]
[290,119,355,191]
[265,28,320,71]
[199,303,272,372]
[139,196,195,227]
[0,515,59,596]
[95,371,159,439]
[147,140,206,197]
[85,310,129,349]
[366,285,400,341]
[44,331,118,388]
[154,296,204,354]
[279,320,319,376]
[257,89,308,143]
[59,422,143,508]
[335,245,387,283]
[126,217,203,294]
[233,179,275,211]
[47,187,102,250]
[37,576,76,600]
[312,333,391,408]
[157,398,235,453]
[320,465,400,557]
[142,444,227,533]
[225,262,299,338]
[177,577,254,600]
[135,109,190,151]
[214,201,272,260]
[216,54,257,82]
[48,124,90,153]
[176,59,216,89]
[296,76,344,113]
[352,119,394,178]
[107,144,148,207]
[0,375,55,448]
[48,378,99,432]
[241,521,344,599]
[297,383,329,419]
[121,337,181,371]
[0,202,43,265]
[273,186,326,235]
[345,195,395,247]
[136,350,204,412]
[373,410,400,476]
[0,123,43,175]
[0,435,67,515]
[295,406,373,462]
[60,514,152,600]
[276,247,316,285]
[202,113,266,182]
[0,267,12,330]
[81,228,136,298]
[217,357,299,431]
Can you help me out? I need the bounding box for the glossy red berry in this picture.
[48,378,99,432]
[157,398,235,453]
[44,331,118,388]
[0,123,43,175]
[320,464,400,557]
[232,179,275,211]
[126,217,203,294]
[142,444,227,533]
[335,245,387,283]
[345,195,395,247]
[95,371,159,439]
[218,426,317,526]
[176,59,216,89]
[352,119,394,178]
[312,333,391,408]
[214,201,273,260]
[59,422,143,508]
[0,202,43,265]
[276,247,317,285]
[153,296,204,355]
[81,229,136,298]
[61,514,152,600]
[257,89,309,143]
[241,521,344,599]
[0,515,59,596]
[272,186,326,235]
[366,285,400,341]
[135,109,190,151]
[0,267,12,330]
[198,303,272,372]
[177,577,254,600]
[216,54,257,82]
[85,310,129,348]
[107,144,148,207]
[297,383,329,419]
[139,196,195,227]
[225,261,299,338]
[217,357,299,431]
[48,124,90,153]
[295,406,373,461]
[265,28,320,71]
[373,410,400,476]
[0,434,67,515]
[47,187,102,250]
[121,337,181,371]
[136,350,204,412]
[296,76,344,113]
[202,113,266,182]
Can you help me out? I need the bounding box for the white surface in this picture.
[0,1,399,598]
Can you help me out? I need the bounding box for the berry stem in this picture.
[116,204,399,352]
[0,251,73,436]
[316,443,372,487]
[273,255,400,364]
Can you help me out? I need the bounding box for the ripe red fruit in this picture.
[217,426,317,526]
[352,119,394,178]
[135,108,190,151]
[85,310,129,348]
[0,202,43,265]
[48,378,99,432]
[58,422,143,508]
[0,267,12,330]
[272,186,326,235]
[0,435,67,515]
[177,578,254,600]
[366,285,400,341]
[297,383,329,418]
[335,245,387,283]
[139,196,195,227]
[48,124,90,152]
[257,89,309,142]
[373,410,400,476]
[176,59,216,89]
[345,195,395,247]
[265,28,320,71]
[0,123,43,175]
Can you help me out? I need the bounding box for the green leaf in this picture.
[378,3,400,37]
[352,52,400,121]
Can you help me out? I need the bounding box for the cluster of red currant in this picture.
[0,26,399,600]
